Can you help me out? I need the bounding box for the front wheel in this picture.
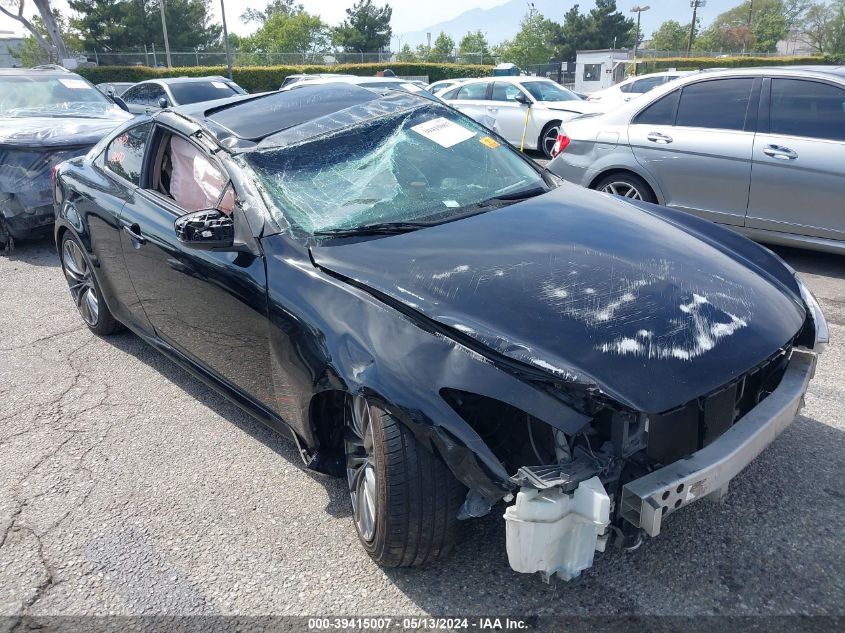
[344,395,465,567]
[592,173,657,203]
[539,121,562,158]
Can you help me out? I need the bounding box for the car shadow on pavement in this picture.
[380,413,845,615]
[2,234,60,267]
[771,245,845,282]
[99,330,352,518]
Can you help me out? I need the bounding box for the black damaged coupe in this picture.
[54,83,827,580]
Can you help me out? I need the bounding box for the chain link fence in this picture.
[80,49,500,67]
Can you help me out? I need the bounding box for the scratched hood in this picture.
[310,184,807,413]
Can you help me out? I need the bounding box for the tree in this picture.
[495,7,557,68]
[394,42,417,61]
[554,1,634,61]
[649,19,689,51]
[0,0,69,59]
[693,0,809,53]
[801,2,834,52]
[240,0,302,26]
[241,10,328,63]
[587,0,636,49]
[458,29,490,62]
[556,4,589,60]
[429,31,454,61]
[70,0,221,52]
[332,0,392,52]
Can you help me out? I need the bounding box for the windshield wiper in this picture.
[313,221,433,237]
[312,187,549,238]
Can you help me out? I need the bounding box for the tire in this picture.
[344,395,466,567]
[539,120,562,158]
[60,232,121,336]
[592,172,657,203]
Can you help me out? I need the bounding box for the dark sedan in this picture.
[119,76,247,115]
[0,68,131,251]
[54,84,827,580]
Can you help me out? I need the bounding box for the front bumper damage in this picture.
[502,275,827,582]
[620,348,816,537]
[503,348,818,581]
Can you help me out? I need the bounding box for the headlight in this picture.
[795,272,829,352]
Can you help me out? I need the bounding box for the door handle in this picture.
[646,132,673,144]
[123,223,147,245]
[487,106,498,112]
[763,144,797,160]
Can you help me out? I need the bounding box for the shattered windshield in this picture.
[0,75,114,118]
[245,104,547,236]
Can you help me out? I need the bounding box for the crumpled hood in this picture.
[310,185,807,413]
[0,111,130,149]
[540,100,603,115]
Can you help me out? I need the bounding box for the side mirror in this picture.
[158,96,169,108]
[106,86,116,97]
[113,96,130,112]
[514,92,531,105]
[175,209,234,250]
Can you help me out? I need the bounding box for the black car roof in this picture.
[139,76,235,85]
[174,82,428,147]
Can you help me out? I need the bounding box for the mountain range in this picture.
[398,0,741,48]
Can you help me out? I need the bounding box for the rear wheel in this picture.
[593,173,656,203]
[344,395,465,567]
[61,233,121,336]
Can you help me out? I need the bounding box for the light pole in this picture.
[687,0,706,54]
[630,5,649,75]
[158,0,172,68]
[220,0,233,79]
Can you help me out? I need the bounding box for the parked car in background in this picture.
[281,75,500,133]
[96,82,135,97]
[440,76,602,157]
[54,83,826,581]
[120,76,247,114]
[279,74,440,100]
[546,66,845,254]
[585,71,692,108]
[279,73,355,89]
[0,67,131,251]
[427,78,468,95]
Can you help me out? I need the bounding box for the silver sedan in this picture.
[546,66,845,254]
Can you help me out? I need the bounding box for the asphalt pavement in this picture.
[1,226,843,622]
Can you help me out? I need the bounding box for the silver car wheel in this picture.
[600,181,644,200]
[62,239,99,326]
[542,125,560,157]
[345,395,378,542]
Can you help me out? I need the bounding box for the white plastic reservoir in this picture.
[504,476,610,581]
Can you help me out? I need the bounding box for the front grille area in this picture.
[646,345,793,465]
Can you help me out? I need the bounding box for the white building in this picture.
[0,33,25,68]
[574,49,631,94]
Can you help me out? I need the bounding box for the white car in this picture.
[585,71,693,109]
[439,76,603,157]
[427,78,468,95]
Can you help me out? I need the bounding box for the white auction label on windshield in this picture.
[59,79,89,89]
[411,117,475,148]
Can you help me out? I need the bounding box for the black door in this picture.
[70,120,154,333]
[118,128,275,408]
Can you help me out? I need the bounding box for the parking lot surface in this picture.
[1,229,843,620]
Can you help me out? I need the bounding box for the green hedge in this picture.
[76,62,494,93]
[634,55,845,73]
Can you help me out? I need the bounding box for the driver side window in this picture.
[148,130,235,215]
